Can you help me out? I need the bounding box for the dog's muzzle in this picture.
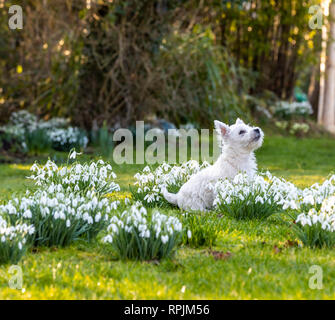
[252,128,261,141]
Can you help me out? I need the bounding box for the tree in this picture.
[318,0,335,132]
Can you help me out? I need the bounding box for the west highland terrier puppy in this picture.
[163,118,264,211]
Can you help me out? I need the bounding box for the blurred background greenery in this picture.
[0,0,326,127]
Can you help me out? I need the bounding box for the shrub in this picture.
[289,123,310,136]
[274,121,310,138]
[9,110,38,131]
[38,118,70,130]
[0,125,28,154]
[103,204,183,260]
[2,111,88,153]
[25,128,52,154]
[6,111,52,154]
[214,172,300,220]
[273,101,313,120]
[46,127,88,152]
[181,212,221,248]
[0,216,35,264]
[0,187,119,247]
[291,196,335,248]
[0,110,88,153]
[28,150,120,197]
[24,117,69,154]
[156,26,252,126]
[90,122,114,158]
[131,160,209,207]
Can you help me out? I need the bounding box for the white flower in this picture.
[59,167,67,177]
[103,235,113,243]
[110,223,118,234]
[95,212,101,223]
[303,194,315,205]
[161,235,169,244]
[23,209,32,218]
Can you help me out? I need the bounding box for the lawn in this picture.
[1,135,335,299]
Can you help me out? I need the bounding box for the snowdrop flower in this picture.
[143,166,151,174]
[59,167,67,177]
[110,223,118,234]
[303,194,315,205]
[161,235,169,244]
[103,235,113,243]
[95,212,101,223]
[0,217,34,252]
[23,209,32,218]
[69,150,81,159]
[296,196,335,233]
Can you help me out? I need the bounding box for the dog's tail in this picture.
[162,187,178,206]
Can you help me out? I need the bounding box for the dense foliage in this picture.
[0,0,321,128]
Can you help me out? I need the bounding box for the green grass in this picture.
[0,135,335,299]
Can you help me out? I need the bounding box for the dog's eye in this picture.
[239,130,246,135]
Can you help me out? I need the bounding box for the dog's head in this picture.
[214,118,264,152]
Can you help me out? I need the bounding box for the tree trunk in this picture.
[308,63,320,116]
[319,0,335,132]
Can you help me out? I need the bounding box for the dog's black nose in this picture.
[254,128,260,134]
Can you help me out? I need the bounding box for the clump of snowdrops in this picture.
[131,160,209,207]
[298,176,335,212]
[214,172,300,220]
[103,203,183,260]
[291,196,335,248]
[0,216,35,264]
[46,127,88,151]
[28,150,120,197]
[3,110,88,153]
[0,186,119,247]
[274,100,313,119]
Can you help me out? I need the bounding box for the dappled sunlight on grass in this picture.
[259,165,283,171]
[116,173,136,190]
[9,164,32,171]
[288,175,326,188]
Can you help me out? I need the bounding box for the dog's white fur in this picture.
[163,118,264,211]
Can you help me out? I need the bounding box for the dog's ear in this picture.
[235,118,245,125]
[214,120,230,137]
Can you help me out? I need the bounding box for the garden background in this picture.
[1,0,335,299]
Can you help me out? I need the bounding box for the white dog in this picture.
[163,118,264,211]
